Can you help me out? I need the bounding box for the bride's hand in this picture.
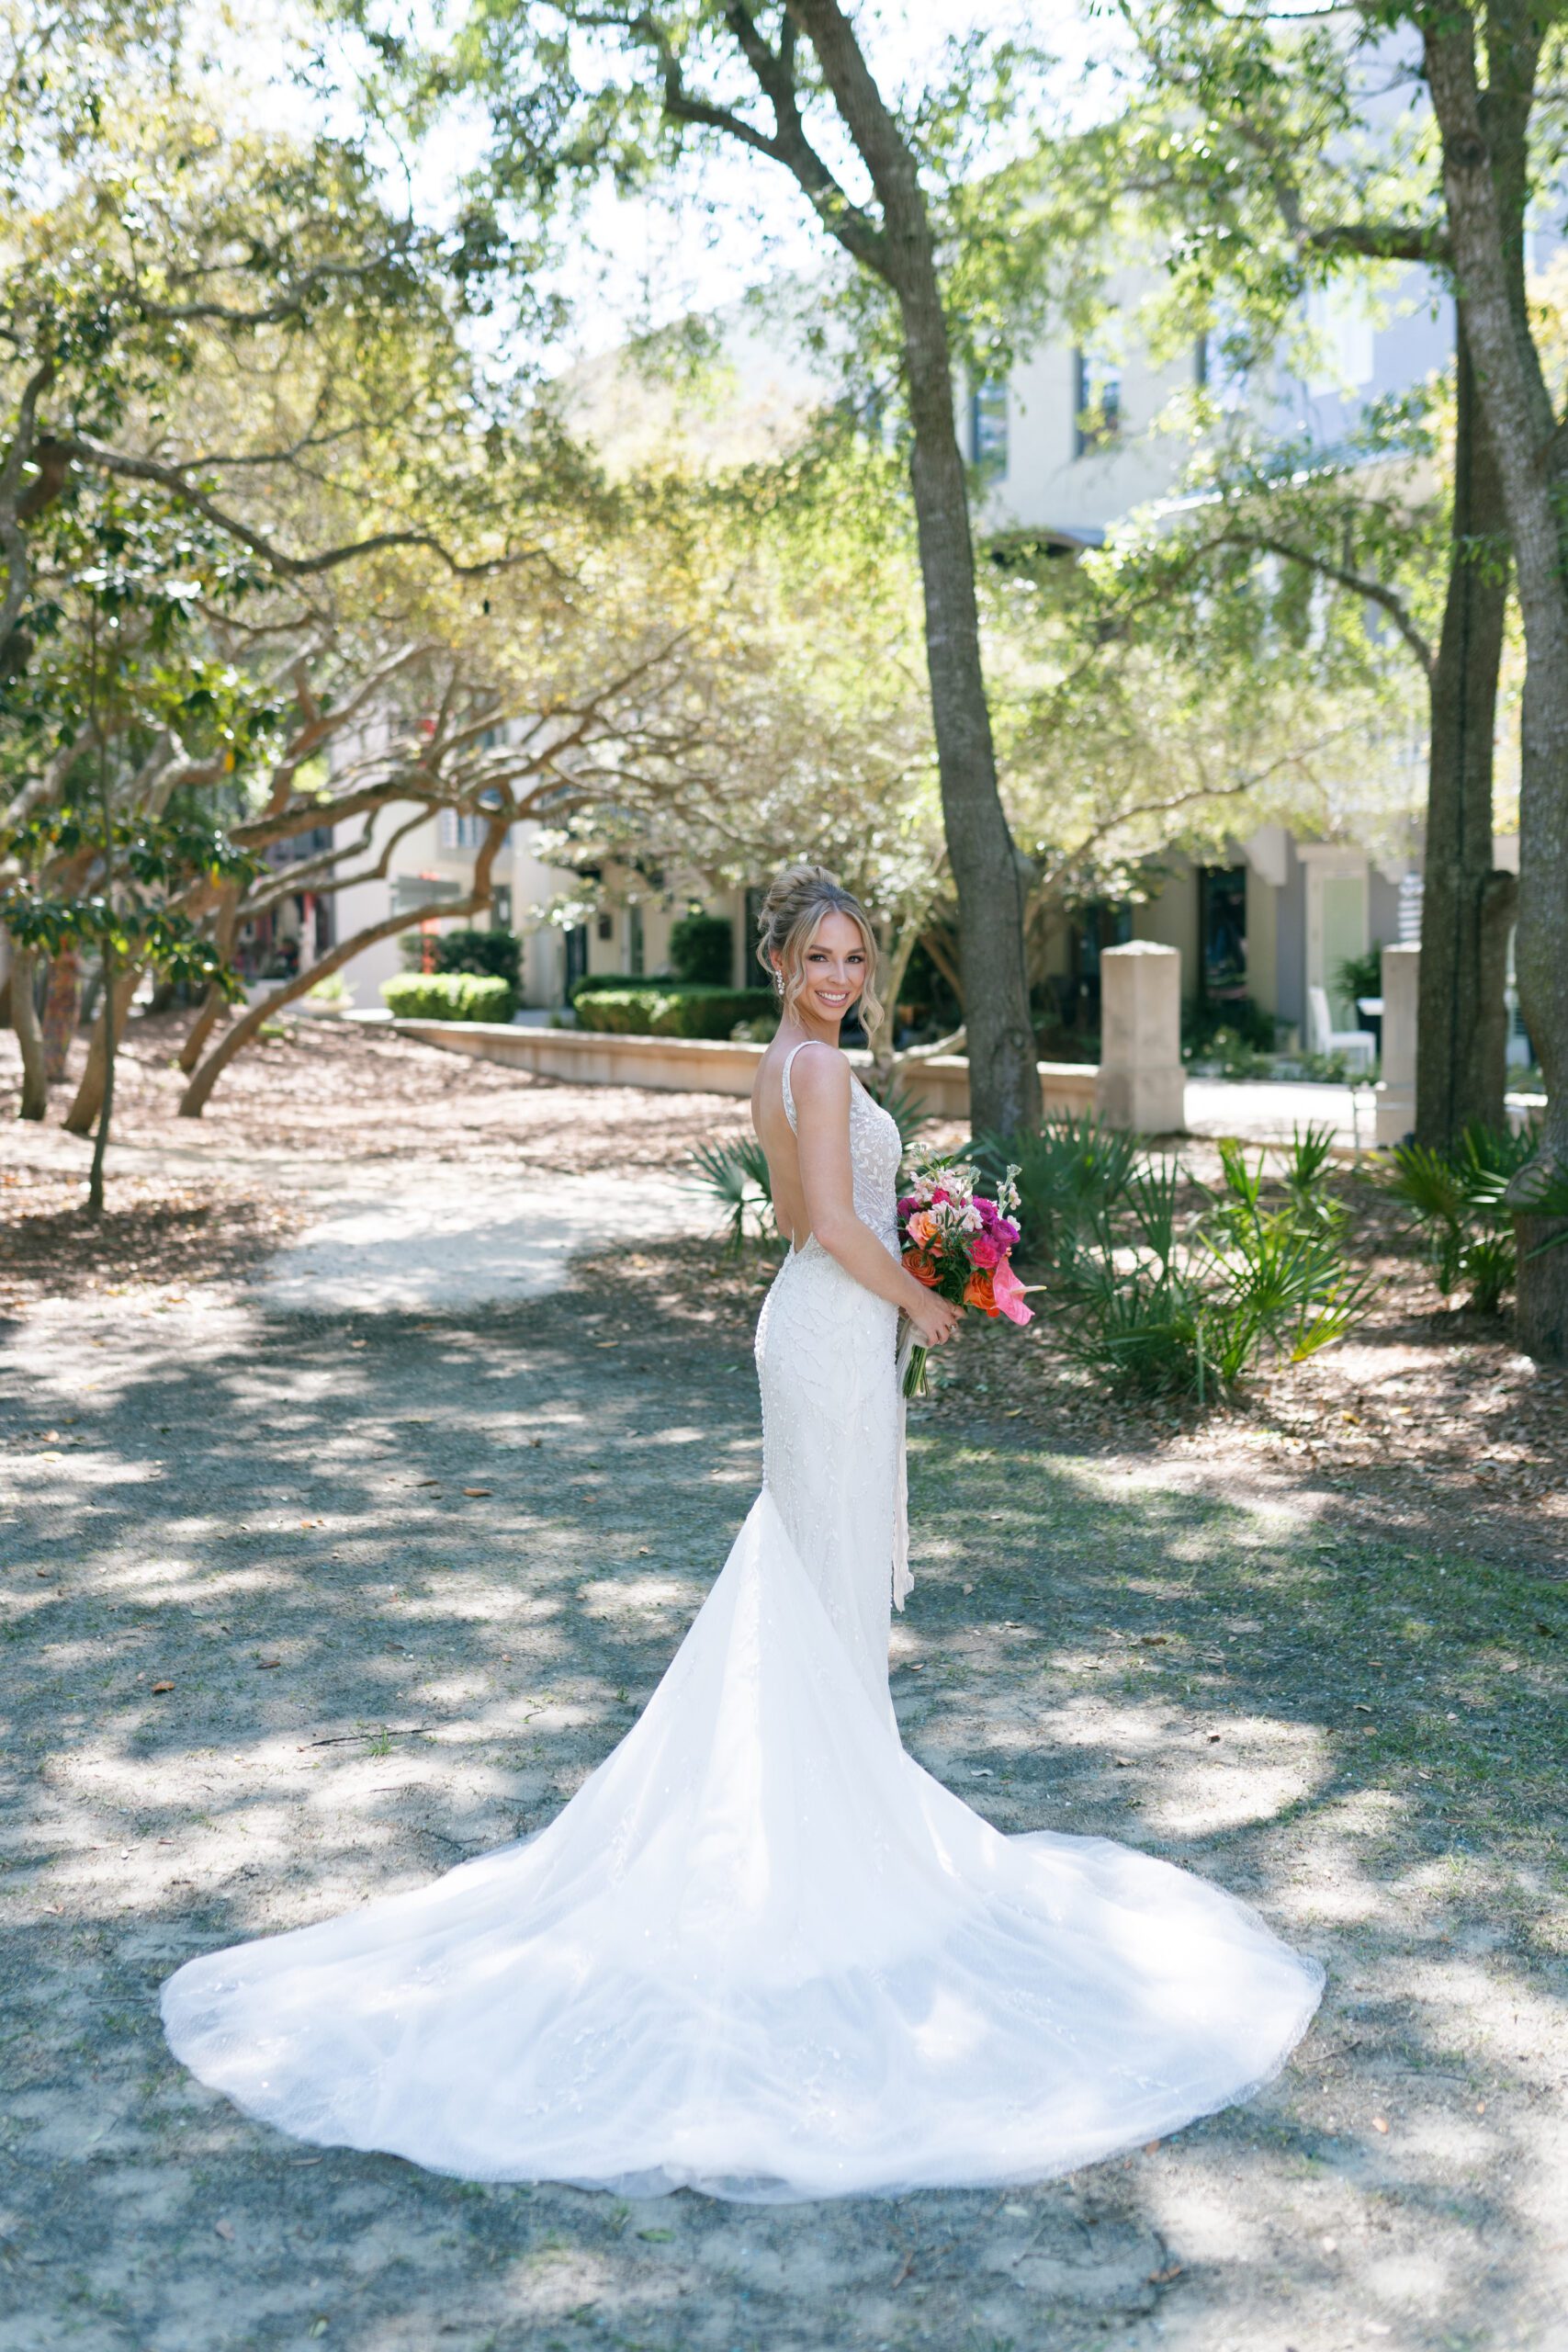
[908,1290,961,1348]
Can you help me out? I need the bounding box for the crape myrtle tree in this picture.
[175,546,742,1114]
[414,0,1058,1136]
[1112,0,1521,1150]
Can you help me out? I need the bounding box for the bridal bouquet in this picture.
[897,1157,1032,1398]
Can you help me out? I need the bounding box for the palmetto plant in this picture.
[687,1136,776,1254]
[974,1112,1141,1271]
[988,1118,1375,1405]
[1049,1139,1374,1403]
[1383,1124,1568,1314]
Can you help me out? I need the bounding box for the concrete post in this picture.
[1095,943,1185,1133]
[1375,943,1418,1147]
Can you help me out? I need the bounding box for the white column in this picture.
[1096,943,1185,1134]
[1375,943,1419,1147]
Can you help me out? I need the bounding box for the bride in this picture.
[162,863,1323,2201]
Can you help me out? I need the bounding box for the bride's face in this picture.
[784,909,868,1023]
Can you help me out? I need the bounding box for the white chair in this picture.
[1307,984,1376,1070]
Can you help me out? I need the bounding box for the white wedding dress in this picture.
[162,1045,1324,2201]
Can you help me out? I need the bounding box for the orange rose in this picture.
[903,1248,941,1288]
[906,1209,939,1248]
[964,1268,999,1317]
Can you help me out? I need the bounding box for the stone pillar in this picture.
[1096,943,1185,1133]
[1375,943,1419,1147]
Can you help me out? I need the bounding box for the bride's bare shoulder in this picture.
[784,1039,851,1112]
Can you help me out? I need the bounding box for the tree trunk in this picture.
[62,965,139,1136]
[1513,1213,1568,1362]
[178,979,232,1074]
[1425,9,1568,1354]
[40,943,79,1082]
[1416,321,1513,1146]
[897,304,1040,1136]
[865,917,923,1074]
[10,944,47,1119]
[178,887,240,1073]
[773,2,1041,1138]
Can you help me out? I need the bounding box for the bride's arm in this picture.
[790,1045,959,1345]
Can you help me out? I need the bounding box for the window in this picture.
[438,810,486,851]
[490,886,513,932]
[970,377,1009,480]
[596,912,615,943]
[1304,282,1374,395]
[1074,347,1121,457]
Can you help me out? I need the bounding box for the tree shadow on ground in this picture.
[2,1288,1562,2352]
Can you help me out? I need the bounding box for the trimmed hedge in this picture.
[382,973,515,1023]
[575,984,774,1040]
[433,927,522,989]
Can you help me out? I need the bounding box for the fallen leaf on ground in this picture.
[257,1657,281,1669]
[1371,2115,1390,2133]
[152,1680,174,1694]
[462,1487,491,1498]
[1147,2264,1182,2285]
[214,2219,234,2242]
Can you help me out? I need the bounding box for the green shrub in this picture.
[1382,1122,1568,1313]
[1183,996,1279,1059]
[570,971,640,1004]
[432,927,521,991]
[575,984,774,1039]
[1336,944,1385,1009]
[976,1115,1373,1405]
[381,973,514,1023]
[669,910,734,986]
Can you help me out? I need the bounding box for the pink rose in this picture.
[969,1231,1003,1269]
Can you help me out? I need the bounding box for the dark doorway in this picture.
[1198,865,1248,1008]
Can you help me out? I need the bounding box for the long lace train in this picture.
[162,1490,1323,2201]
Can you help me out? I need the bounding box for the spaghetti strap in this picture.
[779,1039,813,1135]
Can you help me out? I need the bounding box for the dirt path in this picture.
[2,1012,1564,2351]
[3,1247,1563,2352]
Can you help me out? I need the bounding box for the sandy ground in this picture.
[1,1012,1565,2352]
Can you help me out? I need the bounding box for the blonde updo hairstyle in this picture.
[756,864,883,1034]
